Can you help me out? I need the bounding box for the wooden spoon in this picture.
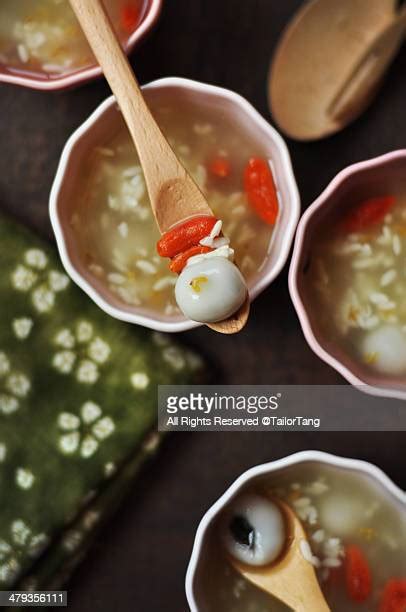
[328,5,406,124]
[269,0,406,140]
[68,0,249,334]
[229,498,331,612]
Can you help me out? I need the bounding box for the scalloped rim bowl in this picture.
[289,150,406,400]
[0,0,162,91]
[185,450,406,611]
[50,77,300,332]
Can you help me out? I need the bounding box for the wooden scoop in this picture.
[68,0,249,334]
[327,5,406,124]
[229,499,331,612]
[269,0,406,140]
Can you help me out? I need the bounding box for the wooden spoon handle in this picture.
[328,9,406,121]
[68,0,182,206]
[69,0,249,334]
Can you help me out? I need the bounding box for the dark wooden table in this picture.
[1,1,405,610]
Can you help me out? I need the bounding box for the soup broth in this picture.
[307,194,406,380]
[0,0,146,78]
[69,100,275,318]
[200,464,406,611]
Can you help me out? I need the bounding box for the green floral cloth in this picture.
[0,214,205,593]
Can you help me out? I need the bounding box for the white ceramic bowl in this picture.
[185,450,406,611]
[50,77,300,332]
[0,0,162,91]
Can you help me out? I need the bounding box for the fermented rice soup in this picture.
[0,1,146,78]
[307,194,406,379]
[69,100,277,317]
[202,464,406,611]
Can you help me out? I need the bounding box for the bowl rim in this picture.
[185,449,406,611]
[50,76,300,332]
[289,149,406,400]
[0,0,162,91]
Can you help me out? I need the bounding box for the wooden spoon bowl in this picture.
[269,0,405,140]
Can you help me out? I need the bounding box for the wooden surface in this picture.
[0,1,405,610]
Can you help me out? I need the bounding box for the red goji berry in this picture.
[379,578,406,612]
[169,245,212,274]
[157,216,217,258]
[208,157,231,179]
[244,157,279,225]
[121,4,142,33]
[345,545,372,603]
[343,196,395,233]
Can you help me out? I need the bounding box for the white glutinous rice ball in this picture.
[175,257,246,323]
[318,492,365,538]
[221,493,286,566]
[361,324,406,376]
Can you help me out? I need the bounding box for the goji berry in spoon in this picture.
[157,216,218,258]
[343,196,395,233]
[244,158,279,225]
[379,578,406,612]
[169,245,213,274]
[345,544,372,603]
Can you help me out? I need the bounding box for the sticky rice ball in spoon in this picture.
[158,216,248,324]
[221,492,286,566]
[175,256,247,323]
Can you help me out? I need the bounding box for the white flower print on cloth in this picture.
[51,321,111,385]
[152,332,188,371]
[161,346,186,371]
[57,401,115,459]
[0,520,48,585]
[0,351,31,416]
[61,530,83,553]
[0,214,205,593]
[61,508,101,554]
[0,443,6,463]
[12,317,33,341]
[104,461,116,478]
[10,248,69,314]
[15,468,35,491]
[130,372,150,390]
